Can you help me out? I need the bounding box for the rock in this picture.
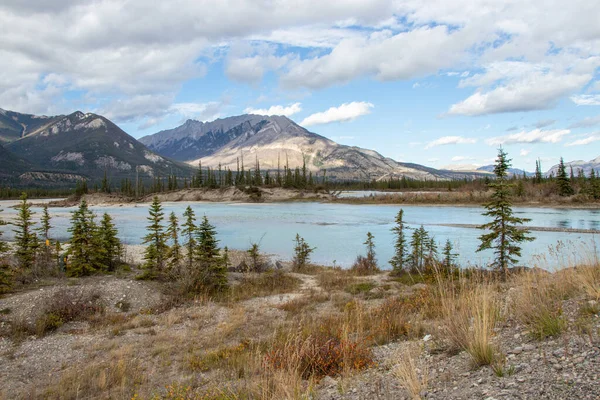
[275,260,284,270]
[523,344,535,351]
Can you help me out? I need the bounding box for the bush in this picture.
[351,255,379,276]
[35,288,104,336]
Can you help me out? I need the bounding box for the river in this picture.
[0,199,598,269]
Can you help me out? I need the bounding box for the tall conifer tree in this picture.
[477,149,534,275]
[141,196,167,278]
[390,209,407,275]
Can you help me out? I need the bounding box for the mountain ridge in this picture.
[140,114,485,181]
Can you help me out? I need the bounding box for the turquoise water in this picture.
[1,200,599,269]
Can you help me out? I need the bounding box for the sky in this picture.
[1,0,599,171]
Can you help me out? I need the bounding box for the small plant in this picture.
[35,288,104,336]
[292,234,315,271]
[351,232,379,275]
[393,345,428,400]
[345,282,376,295]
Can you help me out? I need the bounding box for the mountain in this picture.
[0,142,32,178]
[5,110,194,181]
[140,115,483,181]
[476,165,533,177]
[546,156,600,177]
[0,108,63,144]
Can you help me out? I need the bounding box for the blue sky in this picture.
[1,0,599,171]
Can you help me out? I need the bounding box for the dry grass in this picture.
[573,264,600,301]
[41,347,146,399]
[438,276,501,367]
[227,270,301,302]
[317,269,357,291]
[392,344,428,400]
[511,271,567,340]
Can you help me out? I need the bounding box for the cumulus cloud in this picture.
[244,103,302,117]
[571,95,600,106]
[565,133,600,147]
[300,102,373,126]
[425,135,477,149]
[485,129,571,146]
[520,149,530,156]
[102,96,225,129]
[448,70,592,116]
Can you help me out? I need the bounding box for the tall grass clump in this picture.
[393,345,428,400]
[511,271,567,340]
[438,275,500,367]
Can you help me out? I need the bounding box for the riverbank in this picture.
[46,187,334,207]
[42,188,600,209]
[0,260,599,399]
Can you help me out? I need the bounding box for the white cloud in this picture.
[449,70,592,116]
[300,101,373,126]
[280,25,466,89]
[565,133,600,147]
[571,95,600,106]
[425,135,477,149]
[568,115,600,129]
[486,129,571,146]
[520,149,530,156]
[427,158,439,162]
[244,103,302,117]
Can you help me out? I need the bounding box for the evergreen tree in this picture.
[0,211,11,293]
[442,239,457,272]
[534,159,543,184]
[166,211,182,272]
[409,225,430,272]
[36,205,54,269]
[588,169,600,199]
[193,215,227,294]
[389,209,408,275]
[556,157,574,196]
[98,213,122,271]
[67,200,102,276]
[182,206,197,270]
[477,149,534,275]
[292,234,315,271]
[0,210,8,255]
[13,193,39,270]
[141,196,167,278]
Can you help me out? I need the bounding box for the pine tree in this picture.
[442,239,457,272]
[534,159,543,184]
[477,148,534,275]
[166,211,182,272]
[0,210,11,293]
[182,206,197,270]
[193,215,227,294]
[98,213,122,271]
[67,200,102,276]
[556,157,574,196]
[36,205,54,270]
[292,234,315,271]
[389,209,407,275]
[141,196,167,278]
[13,193,39,270]
[409,225,430,272]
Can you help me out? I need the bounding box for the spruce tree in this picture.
[166,211,182,272]
[389,209,407,275]
[67,200,102,276]
[534,159,543,184]
[442,239,457,272]
[98,213,122,271]
[141,196,167,278]
[36,205,54,269]
[0,211,11,293]
[292,234,315,271]
[182,206,197,270]
[477,148,534,275]
[193,215,227,294]
[13,193,39,270]
[409,225,430,273]
[556,157,574,196]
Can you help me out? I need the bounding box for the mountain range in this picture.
[0,108,193,184]
[139,115,482,181]
[1,107,597,186]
